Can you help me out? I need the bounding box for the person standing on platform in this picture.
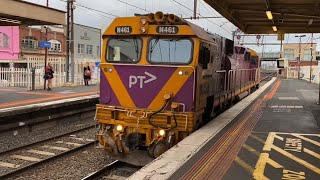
[84,62,91,86]
[45,62,54,91]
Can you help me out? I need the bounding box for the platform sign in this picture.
[39,41,51,48]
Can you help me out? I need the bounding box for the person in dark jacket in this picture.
[84,62,91,86]
[45,62,54,91]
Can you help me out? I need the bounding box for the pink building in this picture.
[0,26,20,60]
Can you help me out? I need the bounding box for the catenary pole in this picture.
[43,0,49,90]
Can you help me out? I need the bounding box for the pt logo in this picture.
[129,71,157,88]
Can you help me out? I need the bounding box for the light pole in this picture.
[43,0,49,90]
[310,33,313,83]
[295,35,306,79]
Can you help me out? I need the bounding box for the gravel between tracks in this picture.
[11,146,114,180]
[0,118,95,153]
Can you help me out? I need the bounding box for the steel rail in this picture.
[0,125,95,156]
[81,160,123,180]
[0,140,97,179]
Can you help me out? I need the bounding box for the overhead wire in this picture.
[115,0,151,13]
[171,0,232,35]
[75,2,118,18]
[75,6,114,20]
[169,0,189,17]
[199,1,224,25]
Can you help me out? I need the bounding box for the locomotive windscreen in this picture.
[107,37,142,63]
[148,37,193,64]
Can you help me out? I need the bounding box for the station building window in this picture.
[78,44,85,54]
[22,36,38,49]
[86,45,93,55]
[0,32,9,48]
[284,49,294,60]
[49,40,61,52]
[303,49,311,61]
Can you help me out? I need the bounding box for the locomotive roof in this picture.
[103,15,218,43]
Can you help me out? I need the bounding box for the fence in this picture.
[0,67,28,87]
[0,56,100,89]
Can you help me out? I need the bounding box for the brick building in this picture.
[19,25,66,58]
[0,25,66,68]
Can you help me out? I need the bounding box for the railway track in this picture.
[0,126,97,179]
[82,160,141,180]
[261,72,277,81]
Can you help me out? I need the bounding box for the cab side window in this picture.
[244,52,250,61]
[199,44,210,69]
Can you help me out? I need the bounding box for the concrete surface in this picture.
[0,85,98,110]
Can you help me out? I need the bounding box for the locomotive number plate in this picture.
[156,26,179,34]
[115,26,132,34]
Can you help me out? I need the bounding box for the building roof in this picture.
[0,0,65,26]
[204,0,320,34]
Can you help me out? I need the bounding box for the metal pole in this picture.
[66,0,70,82]
[298,37,301,79]
[193,0,197,19]
[32,67,36,91]
[318,70,320,105]
[280,38,283,58]
[71,0,75,83]
[310,33,313,83]
[43,0,49,90]
[232,31,235,42]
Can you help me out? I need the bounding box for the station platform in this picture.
[129,78,320,180]
[0,85,98,131]
[0,85,98,110]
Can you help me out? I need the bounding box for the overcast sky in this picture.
[24,0,320,52]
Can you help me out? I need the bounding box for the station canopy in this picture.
[0,0,65,26]
[204,0,320,34]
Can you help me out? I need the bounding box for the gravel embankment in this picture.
[0,128,97,176]
[12,146,114,180]
[0,118,95,153]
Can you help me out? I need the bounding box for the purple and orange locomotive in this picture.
[95,12,260,158]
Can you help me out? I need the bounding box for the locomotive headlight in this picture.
[140,18,147,25]
[141,26,147,33]
[116,125,123,131]
[178,71,183,75]
[159,129,165,136]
